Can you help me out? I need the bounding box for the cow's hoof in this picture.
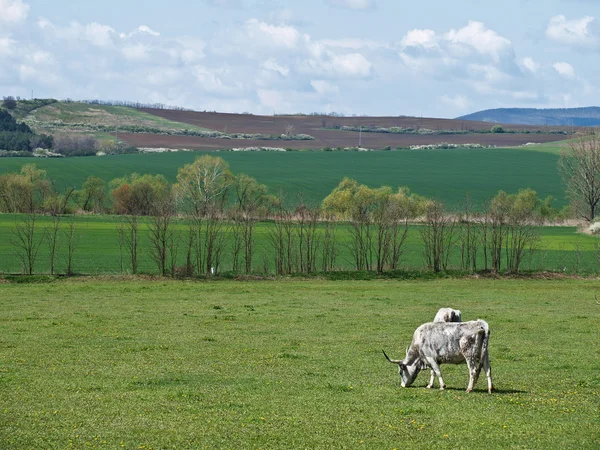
[439,386,446,391]
[426,385,433,389]
[465,388,473,393]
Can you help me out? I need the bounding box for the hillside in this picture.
[4,99,577,152]
[457,107,600,126]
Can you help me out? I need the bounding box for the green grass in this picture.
[25,103,213,133]
[0,214,598,275]
[0,147,568,209]
[0,278,598,448]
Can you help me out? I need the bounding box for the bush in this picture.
[491,125,505,133]
[2,96,17,110]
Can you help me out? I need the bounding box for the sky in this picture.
[1,0,600,117]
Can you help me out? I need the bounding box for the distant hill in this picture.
[457,107,600,126]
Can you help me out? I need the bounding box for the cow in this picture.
[433,307,462,323]
[383,320,494,393]
[428,307,463,386]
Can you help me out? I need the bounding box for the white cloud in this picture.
[445,21,513,62]
[243,19,300,49]
[85,23,115,47]
[325,0,376,11]
[305,51,372,78]
[120,25,160,39]
[521,57,539,73]
[261,58,289,76]
[0,0,29,23]
[553,61,576,78]
[311,79,340,96]
[546,15,597,47]
[401,29,437,49]
[0,36,16,55]
[122,44,148,60]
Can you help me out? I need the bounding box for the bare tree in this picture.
[559,133,600,221]
[121,215,140,274]
[116,220,126,274]
[419,201,457,273]
[285,124,296,137]
[63,219,80,276]
[148,197,176,276]
[459,195,480,273]
[12,213,45,275]
[47,215,61,275]
[320,213,338,272]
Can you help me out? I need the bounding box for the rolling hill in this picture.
[457,107,600,126]
[4,100,575,152]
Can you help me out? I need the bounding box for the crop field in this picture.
[0,214,597,276]
[119,108,572,150]
[1,278,598,448]
[0,147,568,209]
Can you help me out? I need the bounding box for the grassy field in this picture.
[0,214,598,275]
[1,278,598,448]
[0,147,567,209]
[24,102,213,133]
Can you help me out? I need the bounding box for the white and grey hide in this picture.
[383,320,494,393]
[433,307,462,323]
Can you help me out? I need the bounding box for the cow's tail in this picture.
[382,349,403,364]
[478,320,491,363]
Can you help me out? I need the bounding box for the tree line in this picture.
[2,132,599,277]
[1,154,578,277]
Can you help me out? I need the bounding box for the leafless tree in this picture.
[121,215,140,274]
[320,213,338,272]
[148,197,176,276]
[285,124,296,137]
[116,220,126,274]
[419,201,457,272]
[559,133,600,221]
[459,195,480,273]
[12,213,45,275]
[47,215,61,275]
[63,219,80,276]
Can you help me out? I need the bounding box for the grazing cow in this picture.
[433,307,462,323]
[429,307,463,386]
[383,320,494,393]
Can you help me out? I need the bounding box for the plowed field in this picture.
[117,110,572,150]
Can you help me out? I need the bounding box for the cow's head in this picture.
[398,359,426,387]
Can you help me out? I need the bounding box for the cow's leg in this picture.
[465,357,478,393]
[461,333,483,393]
[427,369,435,389]
[426,358,445,390]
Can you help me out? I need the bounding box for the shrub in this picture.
[491,125,505,133]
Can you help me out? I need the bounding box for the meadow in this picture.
[0,214,598,276]
[0,146,567,209]
[0,278,598,448]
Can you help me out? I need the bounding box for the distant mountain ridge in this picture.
[457,107,600,126]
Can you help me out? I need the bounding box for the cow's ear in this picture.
[399,362,407,370]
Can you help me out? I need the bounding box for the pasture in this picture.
[0,146,567,209]
[0,278,598,448]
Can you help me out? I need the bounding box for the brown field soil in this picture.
[119,109,572,150]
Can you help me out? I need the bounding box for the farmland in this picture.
[0,215,597,276]
[0,146,568,209]
[5,100,574,152]
[1,278,598,448]
[120,108,572,150]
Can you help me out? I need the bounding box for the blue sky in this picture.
[1,0,599,117]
